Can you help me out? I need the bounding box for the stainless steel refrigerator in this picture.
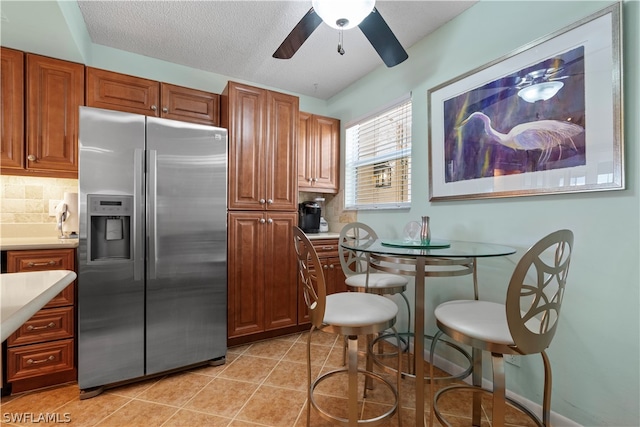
[78,106,227,394]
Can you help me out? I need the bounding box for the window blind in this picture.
[345,98,412,210]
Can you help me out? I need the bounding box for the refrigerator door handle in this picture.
[134,148,145,281]
[147,149,158,280]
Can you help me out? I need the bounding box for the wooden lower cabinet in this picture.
[227,211,301,345]
[298,238,347,325]
[4,248,77,393]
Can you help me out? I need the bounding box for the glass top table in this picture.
[340,238,516,427]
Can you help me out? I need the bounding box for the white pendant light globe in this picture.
[312,0,376,30]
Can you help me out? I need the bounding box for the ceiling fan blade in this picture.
[273,8,323,59]
[358,7,408,67]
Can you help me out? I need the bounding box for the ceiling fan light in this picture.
[517,81,564,103]
[312,0,375,30]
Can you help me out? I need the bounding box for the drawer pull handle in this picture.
[27,322,56,331]
[27,355,55,365]
[27,261,57,267]
[321,246,334,250]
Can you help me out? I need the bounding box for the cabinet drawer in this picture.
[6,339,74,382]
[312,239,339,258]
[6,249,76,307]
[7,307,74,347]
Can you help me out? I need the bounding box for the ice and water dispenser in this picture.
[87,195,133,262]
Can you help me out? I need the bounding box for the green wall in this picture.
[1,1,638,425]
[327,1,639,426]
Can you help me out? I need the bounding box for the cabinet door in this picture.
[297,111,313,189]
[86,67,159,117]
[6,249,76,308]
[227,212,266,338]
[160,83,220,126]
[225,82,266,210]
[264,212,298,330]
[325,256,347,295]
[311,115,340,193]
[266,91,298,211]
[26,54,84,176]
[0,47,24,171]
[298,113,340,193]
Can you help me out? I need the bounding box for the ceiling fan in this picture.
[273,0,408,68]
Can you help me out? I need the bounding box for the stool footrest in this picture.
[433,384,544,427]
[369,333,473,382]
[310,368,399,427]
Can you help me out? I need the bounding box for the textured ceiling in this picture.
[76,1,477,100]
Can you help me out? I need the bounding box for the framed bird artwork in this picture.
[428,3,623,201]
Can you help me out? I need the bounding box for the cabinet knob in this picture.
[267,218,273,224]
[27,154,37,162]
[150,105,157,111]
[259,199,266,204]
[162,107,168,113]
[312,178,318,182]
[267,199,273,204]
[259,218,266,224]
[323,265,329,269]
[307,178,313,183]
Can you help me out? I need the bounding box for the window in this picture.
[345,97,412,210]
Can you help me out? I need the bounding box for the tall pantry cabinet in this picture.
[222,82,300,345]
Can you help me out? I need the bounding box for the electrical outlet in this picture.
[49,200,62,216]
[505,354,520,367]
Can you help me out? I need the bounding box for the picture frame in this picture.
[428,3,623,201]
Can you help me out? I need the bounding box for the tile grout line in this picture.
[227,334,304,427]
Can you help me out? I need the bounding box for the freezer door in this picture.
[78,107,146,389]
[145,117,227,374]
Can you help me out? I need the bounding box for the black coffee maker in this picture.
[298,202,321,233]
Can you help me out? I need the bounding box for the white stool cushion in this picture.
[345,273,408,289]
[434,300,514,346]
[325,292,398,327]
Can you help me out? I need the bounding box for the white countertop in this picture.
[0,236,79,251]
[0,270,77,342]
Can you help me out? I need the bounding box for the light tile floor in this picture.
[0,331,536,426]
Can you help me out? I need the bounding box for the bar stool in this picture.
[293,226,402,427]
[338,223,411,368]
[430,229,574,427]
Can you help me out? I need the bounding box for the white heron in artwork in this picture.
[459,111,584,164]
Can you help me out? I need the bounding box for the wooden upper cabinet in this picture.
[223,81,298,211]
[0,47,24,170]
[26,54,84,177]
[266,90,299,211]
[298,112,340,193]
[86,68,220,126]
[86,67,159,116]
[1,50,83,178]
[161,83,220,126]
[223,83,266,210]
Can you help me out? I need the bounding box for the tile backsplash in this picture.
[1,175,78,224]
